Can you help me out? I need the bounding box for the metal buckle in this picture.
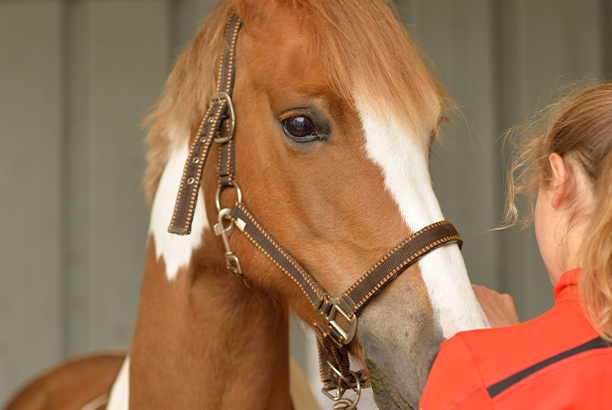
[326,298,357,345]
[209,92,235,144]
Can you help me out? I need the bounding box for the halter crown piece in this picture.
[168,13,463,410]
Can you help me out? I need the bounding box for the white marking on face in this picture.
[356,96,489,337]
[149,142,208,281]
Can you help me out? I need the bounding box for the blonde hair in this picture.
[503,82,612,343]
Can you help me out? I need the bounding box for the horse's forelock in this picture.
[293,0,448,137]
[235,0,448,135]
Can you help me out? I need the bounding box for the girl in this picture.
[420,82,612,409]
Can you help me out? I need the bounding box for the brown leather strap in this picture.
[218,134,236,187]
[315,323,352,391]
[229,202,328,310]
[228,201,463,347]
[168,14,242,235]
[217,14,241,96]
[230,201,462,318]
[339,220,462,318]
[168,101,226,235]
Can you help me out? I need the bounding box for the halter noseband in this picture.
[168,14,463,409]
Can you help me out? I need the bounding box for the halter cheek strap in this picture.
[168,13,464,409]
[168,13,240,236]
[227,203,462,396]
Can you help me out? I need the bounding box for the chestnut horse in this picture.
[4,1,489,410]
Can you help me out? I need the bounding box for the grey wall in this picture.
[402,0,610,318]
[1,0,610,404]
[0,0,214,402]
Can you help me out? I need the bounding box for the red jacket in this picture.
[420,268,612,409]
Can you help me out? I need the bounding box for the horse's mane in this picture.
[143,0,447,202]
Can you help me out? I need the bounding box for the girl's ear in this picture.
[549,153,574,209]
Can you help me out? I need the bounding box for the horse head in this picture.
[144,1,489,409]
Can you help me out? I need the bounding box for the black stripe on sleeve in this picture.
[487,336,609,398]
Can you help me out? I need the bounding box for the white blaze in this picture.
[356,96,489,338]
[149,142,208,281]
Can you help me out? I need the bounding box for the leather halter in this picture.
[168,13,463,409]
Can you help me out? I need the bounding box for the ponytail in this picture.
[580,154,612,343]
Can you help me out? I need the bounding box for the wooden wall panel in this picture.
[0,1,64,401]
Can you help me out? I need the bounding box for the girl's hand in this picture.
[472,285,520,328]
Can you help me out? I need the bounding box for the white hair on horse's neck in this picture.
[106,357,129,410]
[356,94,489,337]
[149,140,208,281]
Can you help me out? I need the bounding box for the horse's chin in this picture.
[355,272,442,410]
[359,327,440,410]
[366,359,417,410]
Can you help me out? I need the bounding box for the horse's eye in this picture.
[282,116,318,142]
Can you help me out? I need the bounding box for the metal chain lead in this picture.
[332,399,357,410]
[329,372,363,410]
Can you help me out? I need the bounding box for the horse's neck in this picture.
[129,237,293,409]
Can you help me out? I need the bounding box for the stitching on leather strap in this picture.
[168,101,224,235]
[168,15,242,236]
[343,221,450,294]
[340,222,462,316]
[236,203,324,298]
[229,203,327,309]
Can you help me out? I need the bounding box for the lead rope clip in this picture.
[213,183,249,287]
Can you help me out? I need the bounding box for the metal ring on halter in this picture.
[209,92,235,144]
[322,384,347,402]
[322,362,362,410]
[215,181,243,213]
